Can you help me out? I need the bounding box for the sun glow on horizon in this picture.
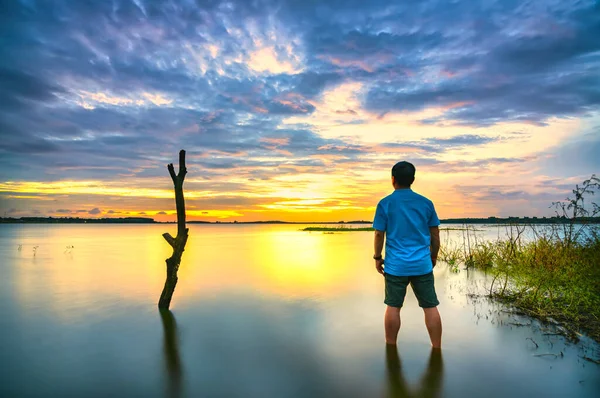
[1,1,598,222]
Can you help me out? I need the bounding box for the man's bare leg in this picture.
[385,306,401,344]
[423,307,442,348]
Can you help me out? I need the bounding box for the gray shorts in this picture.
[384,272,439,308]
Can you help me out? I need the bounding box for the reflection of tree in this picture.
[160,310,182,398]
[385,346,444,398]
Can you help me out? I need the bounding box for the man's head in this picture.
[391,161,416,188]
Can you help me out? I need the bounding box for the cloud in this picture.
[538,128,600,177]
[425,135,498,147]
[88,208,101,215]
[291,72,344,98]
[76,91,174,109]
[375,134,506,155]
[0,0,597,220]
[0,68,64,111]
[247,47,303,75]
[427,157,530,173]
[358,2,600,126]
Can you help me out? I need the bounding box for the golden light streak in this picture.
[175,227,371,300]
[187,210,244,218]
[3,195,57,201]
[0,181,226,199]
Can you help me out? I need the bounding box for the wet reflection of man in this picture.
[160,310,183,398]
[385,346,444,398]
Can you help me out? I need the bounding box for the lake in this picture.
[0,224,598,397]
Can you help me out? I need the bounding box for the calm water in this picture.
[0,224,598,398]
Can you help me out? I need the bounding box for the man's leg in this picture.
[411,272,442,348]
[385,306,401,345]
[383,274,409,345]
[423,307,442,348]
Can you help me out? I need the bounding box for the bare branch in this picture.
[168,163,177,183]
[163,233,176,248]
[178,149,187,181]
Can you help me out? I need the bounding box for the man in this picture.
[373,161,442,348]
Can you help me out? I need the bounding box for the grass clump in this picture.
[446,175,600,342]
[484,231,600,342]
[303,226,374,232]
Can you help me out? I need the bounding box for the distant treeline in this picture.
[440,216,600,224]
[0,217,156,224]
[199,220,373,224]
[1,216,599,225]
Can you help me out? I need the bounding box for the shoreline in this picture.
[2,217,600,225]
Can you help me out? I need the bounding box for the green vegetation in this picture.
[440,175,600,342]
[303,226,375,232]
[441,216,600,224]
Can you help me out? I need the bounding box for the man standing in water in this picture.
[373,161,442,347]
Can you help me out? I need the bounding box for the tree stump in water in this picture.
[158,150,188,310]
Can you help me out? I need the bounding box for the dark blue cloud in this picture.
[378,134,506,154]
[0,68,64,109]
[433,157,529,173]
[425,135,498,147]
[361,1,600,125]
[289,72,344,97]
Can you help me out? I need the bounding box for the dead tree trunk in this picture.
[158,150,188,310]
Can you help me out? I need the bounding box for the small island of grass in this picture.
[302,226,375,232]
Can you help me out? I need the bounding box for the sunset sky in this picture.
[0,0,599,222]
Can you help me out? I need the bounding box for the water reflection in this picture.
[2,225,599,398]
[385,346,443,398]
[160,310,182,398]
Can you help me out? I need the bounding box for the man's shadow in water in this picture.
[160,310,183,398]
[386,345,444,398]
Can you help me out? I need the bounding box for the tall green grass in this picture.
[302,226,375,232]
[443,175,600,341]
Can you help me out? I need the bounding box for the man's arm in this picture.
[429,226,440,267]
[374,230,385,275]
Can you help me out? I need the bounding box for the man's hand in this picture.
[375,258,385,275]
[431,256,437,268]
[374,229,385,275]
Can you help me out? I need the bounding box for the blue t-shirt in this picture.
[373,189,440,276]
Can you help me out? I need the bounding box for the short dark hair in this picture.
[391,161,415,187]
